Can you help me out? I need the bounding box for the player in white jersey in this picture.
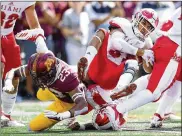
[1,1,48,127]
[69,8,159,130]
[150,7,182,128]
[111,7,181,129]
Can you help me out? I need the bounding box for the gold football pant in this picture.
[29,88,74,131]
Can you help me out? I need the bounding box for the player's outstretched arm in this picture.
[77,29,104,82]
[44,85,88,121]
[3,65,29,93]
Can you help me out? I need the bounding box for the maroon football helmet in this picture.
[27,52,57,88]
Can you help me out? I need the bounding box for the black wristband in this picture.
[69,110,74,117]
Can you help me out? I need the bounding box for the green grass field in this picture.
[0,100,181,136]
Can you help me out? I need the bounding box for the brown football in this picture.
[142,59,153,73]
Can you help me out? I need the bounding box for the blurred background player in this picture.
[3,52,88,131]
[1,1,48,127]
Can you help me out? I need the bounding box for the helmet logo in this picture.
[142,10,153,19]
[155,17,159,26]
[44,58,55,71]
[32,54,40,72]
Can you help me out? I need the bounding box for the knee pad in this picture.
[124,60,139,76]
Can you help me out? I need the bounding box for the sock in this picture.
[116,89,154,114]
[2,91,17,115]
[156,80,181,116]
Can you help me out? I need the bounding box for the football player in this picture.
[70,8,159,130]
[3,52,88,131]
[111,7,181,128]
[1,1,48,127]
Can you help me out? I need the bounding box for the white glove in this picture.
[44,110,71,121]
[3,79,14,93]
[142,50,154,67]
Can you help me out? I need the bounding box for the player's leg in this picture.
[114,59,139,92]
[36,88,57,101]
[116,59,179,115]
[29,99,74,131]
[1,34,23,126]
[164,74,182,120]
[36,88,76,127]
[151,80,181,127]
[0,59,9,127]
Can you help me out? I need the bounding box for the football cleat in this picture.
[150,113,163,128]
[111,83,137,100]
[15,28,45,42]
[0,115,9,127]
[7,120,25,127]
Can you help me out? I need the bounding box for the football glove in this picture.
[44,110,71,121]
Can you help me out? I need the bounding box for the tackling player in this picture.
[1,2,48,127]
[111,7,181,128]
[3,52,88,131]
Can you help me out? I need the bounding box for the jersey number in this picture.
[1,11,19,28]
[58,68,71,82]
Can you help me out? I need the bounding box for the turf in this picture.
[0,100,181,136]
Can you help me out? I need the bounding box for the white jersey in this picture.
[167,7,181,47]
[1,1,35,35]
[107,18,147,65]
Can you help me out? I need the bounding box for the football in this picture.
[142,59,153,73]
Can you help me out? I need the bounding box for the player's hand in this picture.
[142,50,154,67]
[3,79,14,93]
[68,122,81,130]
[15,28,45,42]
[44,110,61,121]
[77,57,88,82]
[44,110,71,121]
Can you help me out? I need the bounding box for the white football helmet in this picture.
[92,104,125,130]
[132,8,159,39]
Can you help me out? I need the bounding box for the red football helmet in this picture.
[92,104,125,130]
[27,52,56,88]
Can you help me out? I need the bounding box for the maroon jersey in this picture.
[48,59,79,103]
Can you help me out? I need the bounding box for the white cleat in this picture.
[164,113,181,122]
[0,115,9,127]
[150,113,163,128]
[15,28,45,42]
[7,120,25,127]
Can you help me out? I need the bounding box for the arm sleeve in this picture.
[110,31,138,55]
